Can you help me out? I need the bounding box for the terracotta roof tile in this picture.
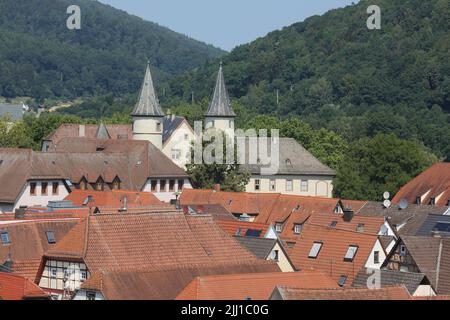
[217,220,270,237]
[176,271,339,300]
[0,272,49,300]
[65,190,162,207]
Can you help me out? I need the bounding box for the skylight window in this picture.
[344,245,358,261]
[245,229,262,237]
[308,242,323,259]
[338,275,347,287]
[433,222,450,233]
[46,231,56,244]
[330,221,338,228]
[1,232,10,245]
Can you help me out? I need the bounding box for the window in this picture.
[46,231,56,244]
[245,229,262,237]
[41,182,48,195]
[308,242,323,258]
[30,182,37,196]
[400,266,409,272]
[178,180,184,191]
[169,180,175,192]
[330,221,338,228]
[344,245,358,261]
[50,268,57,278]
[112,178,120,190]
[338,275,347,287]
[294,224,302,234]
[95,178,104,191]
[285,159,292,166]
[151,180,157,192]
[52,182,59,195]
[171,149,181,160]
[286,180,293,192]
[184,134,189,140]
[79,178,87,190]
[433,222,450,233]
[301,180,308,192]
[356,223,365,233]
[86,291,96,300]
[334,205,342,214]
[1,232,10,245]
[275,223,283,233]
[81,271,87,281]
[415,196,421,205]
[430,198,436,205]
[447,199,450,206]
[270,179,276,191]
[271,250,279,262]
[160,180,166,192]
[400,245,406,256]
[235,228,242,236]
[156,122,161,132]
[254,179,260,191]
[374,251,380,264]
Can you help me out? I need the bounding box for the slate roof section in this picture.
[217,220,271,238]
[238,137,336,176]
[131,63,164,117]
[352,269,429,295]
[162,115,186,143]
[205,64,235,117]
[393,162,450,206]
[79,262,279,300]
[0,103,23,121]
[0,272,49,300]
[43,212,265,273]
[176,271,339,300]
[235,237,277,259]
[415,214,450,237]
[272,286,411,300]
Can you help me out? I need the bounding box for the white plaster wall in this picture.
[132,117,163,149]
[73,290,105,300]
[365,240,387,269]
[413,285,436,297]
[269,242,294,272]
[205,117,235,140]
[246,175,334,198]
[13,180,69,210]
[142,178,192,203]
[162,122,196,169]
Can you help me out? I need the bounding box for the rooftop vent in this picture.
[356,223,365,233]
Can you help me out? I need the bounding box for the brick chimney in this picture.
[213,184,221,192]
[343,207,354,222]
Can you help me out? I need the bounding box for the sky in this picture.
[98,0,358,51]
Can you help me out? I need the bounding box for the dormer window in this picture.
[430,198,436,205]
[95,177,104,191]
[447,200,450,206]
[112,177,121,190]
[330,221,338,228]
[415,196,421,205]
[356,223,365,233]
[79,177,88,190]
[156,122,162,132]
[275,223,283,233]
[294,224,302,234]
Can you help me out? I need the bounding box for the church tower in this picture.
[131,62,165,149]
[204,63,236,139]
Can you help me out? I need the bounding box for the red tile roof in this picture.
[44,124,133,143]
[176,271,339,300]
[308,212,385,235]
[216,220,271,238]
[64,190,162,207]
[0,272,49,300]
[273,286,411,300]
[42,212,266,273]
[287,223,379,285]
[393,162,450,206]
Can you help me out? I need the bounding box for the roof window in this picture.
[1,232,10,245]
[344,245,358,261]
[308,242,323,258]
[338,275,347,287]
[46,231,56,244]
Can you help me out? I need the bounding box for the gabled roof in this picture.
[43,212,264,273]
[64,190,162,208]
[307,212,385,235]
[130,63,164,117]
[79,261,279,300]
[272,286,411,300]
[238,137,336,176]
[287,223,379,285]
[352,269,429,295]
[393,162,450,206]
[217,220,271,238]
[44,124,132,143]
[176,271,339,300]
[235,237,277,259]
[162,115,190,143]
[0,272,49,300]
[0,220,79,280]
[205,64,235,117]
[182,204,236,221]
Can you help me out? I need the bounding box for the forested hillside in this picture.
[164,0,450,160]
[0,0,223,101]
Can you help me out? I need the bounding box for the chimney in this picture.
[213,184,221,192]
[343,208,354,222]
[119,196,128,213]
[79,124,85,137]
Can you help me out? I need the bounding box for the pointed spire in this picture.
[131,62,164,117]
[96,121,111,139]
[205,63,236,117]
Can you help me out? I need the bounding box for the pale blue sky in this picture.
[99,0,358,51]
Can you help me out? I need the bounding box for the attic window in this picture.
[338,275,347,287]
[356,223,365,233]
[429,198,436,205]
[46,231,56,244]
[235,228,242,236]
[308,242,323,259]
[1,232,10,245]
[415,196,421,205]
[245,229,262,237]
[275,223,283,233]
[344,245,358,262]
[294,224,302,234]
[433,222,450,233]
[96,146,105,152]
[400,245,406,256]
[330,221,338,228]
[447,199,450,206]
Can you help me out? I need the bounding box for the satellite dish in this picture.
[383,192,390,200]
[399,199,409,210]
[383,199,391,208]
